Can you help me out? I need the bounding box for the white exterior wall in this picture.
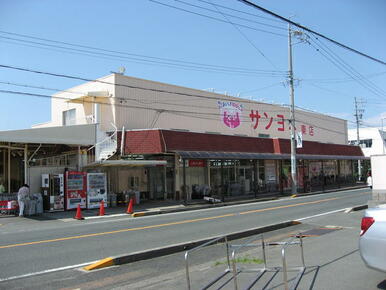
[114,74,348,144]
[37,74,117,132]
[348,128,386,157]
[40,73,348,145]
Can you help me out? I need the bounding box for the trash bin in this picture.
[33,193,43,214]
[25,199,36,216]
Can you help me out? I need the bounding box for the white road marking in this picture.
[295,208,349,222]
[0,260,98,282]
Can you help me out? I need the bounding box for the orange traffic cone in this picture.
[126,197,134,214]
[74,204,84,220]
[98,200,105,216]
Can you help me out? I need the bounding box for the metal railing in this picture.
[230,234,306,290]
[88,123,118,161]
[185,233,307,290]
[185,236,230,290]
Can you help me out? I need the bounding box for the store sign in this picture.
[218,101,243,129]
[188,160,206,167]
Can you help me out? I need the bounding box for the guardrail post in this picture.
[185,251,191,290]
[282,247,289,290]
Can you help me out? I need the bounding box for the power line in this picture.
[307,36,386,100]
[302,71,386,84]
[148,0,287,37]
[311,36,386,97]
[174,0,286,31]
[0,35,287,77]
[195,0,285,24]
[0,65,368,136]
[237,0,386,66]
[0,63,288,106]
[208,0,279,69]
[0,31,286,75]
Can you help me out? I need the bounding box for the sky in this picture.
[0,0,385,132]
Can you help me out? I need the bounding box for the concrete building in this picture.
[348,128,386,157]
[0,74,365,206]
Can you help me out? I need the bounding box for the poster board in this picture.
[87,173,107,209]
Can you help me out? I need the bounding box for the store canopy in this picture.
[175,151,284,160]
[85,159,167,167]
[0,124,97,146]
[175,151,367,160]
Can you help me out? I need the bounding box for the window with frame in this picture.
[63,109,76,126]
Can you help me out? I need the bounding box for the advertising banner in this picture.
[87,173,107,209]
[65,171,87,210]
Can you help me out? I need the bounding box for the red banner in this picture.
[188,160,206,167]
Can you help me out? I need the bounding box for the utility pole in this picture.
[354,97,365,181]
[288,24,297,195]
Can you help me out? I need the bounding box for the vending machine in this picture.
[65,171,87,210]
[87,173,107,209]
[41,174,65,211]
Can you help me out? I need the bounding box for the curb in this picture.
[351,204,368,211]
[129,197,279,218]
[83,219,300,271]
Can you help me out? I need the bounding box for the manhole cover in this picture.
[295,227,342,237]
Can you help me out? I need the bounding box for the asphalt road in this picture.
[0,188,371,281]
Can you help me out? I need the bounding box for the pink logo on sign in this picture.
[218,101,243,129]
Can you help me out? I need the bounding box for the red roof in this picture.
[123,129,363,157]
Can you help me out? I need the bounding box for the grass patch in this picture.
[214,256,263,266]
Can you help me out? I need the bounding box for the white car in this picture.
[359,206,386,272]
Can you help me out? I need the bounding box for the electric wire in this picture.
[0,87,348,136]
[174,0,287,31]
[208,0,279,70]
[307,36,386,99]
[237,0,386,66]
[312,36,386,97]
[195,0,285,24]
[0,31,285,74]
[148,0,287,37]
[0,63,288,106]
[0,36,286,77]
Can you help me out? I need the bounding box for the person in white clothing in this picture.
[366,172,373,189]
[17,184,29,217]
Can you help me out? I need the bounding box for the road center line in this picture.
[0,213,235,249]
[0,196,341,249]
[239,197,340,215]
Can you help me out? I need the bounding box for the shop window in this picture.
[358,139,372,148]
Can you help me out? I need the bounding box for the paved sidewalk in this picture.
[0,184,366,221]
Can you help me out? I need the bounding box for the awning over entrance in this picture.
[0,124,97,145]
[174,151,367,160]
[84,159,167,167]
[122,129,365,160]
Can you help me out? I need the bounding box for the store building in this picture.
[348,128,386,157]
[0,73,365,204]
